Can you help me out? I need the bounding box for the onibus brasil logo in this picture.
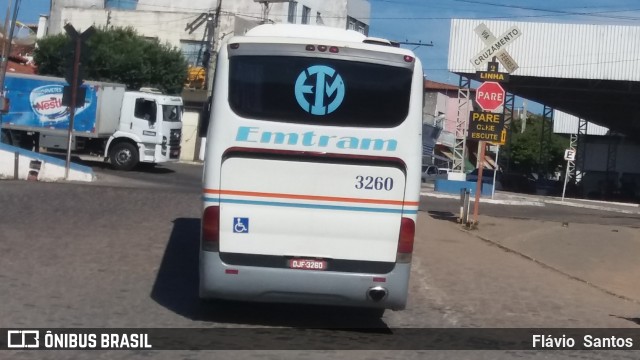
[295,65,345,115]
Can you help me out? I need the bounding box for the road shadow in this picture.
[427,210,459,223]
[150,217,390,330]
[610,315,640,326]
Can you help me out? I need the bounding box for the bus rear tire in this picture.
[110,142,139,171]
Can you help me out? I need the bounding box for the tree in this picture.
[501,114,568,176]
[33,27,188,94]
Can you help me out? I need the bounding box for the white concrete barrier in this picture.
[0,142,94,182]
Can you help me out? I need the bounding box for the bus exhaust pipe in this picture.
[367,286,388,302]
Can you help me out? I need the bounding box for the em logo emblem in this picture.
[295,65,345,115]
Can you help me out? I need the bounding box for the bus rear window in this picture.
[228,56,413,128]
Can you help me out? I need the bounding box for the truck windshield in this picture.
[228,55,413,128]
[162,105,182,122]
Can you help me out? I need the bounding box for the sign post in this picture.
[467,24,522,227]
[468,67,508,227]
[471,23,522,72]
[561,149,576,201]
[491,145,500,199]
[63,24,94,180]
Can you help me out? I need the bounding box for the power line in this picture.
[90,2,640,22]
[229,9,640,22]
[452,0,640,21]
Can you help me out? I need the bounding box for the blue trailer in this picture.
[1,73,183,170]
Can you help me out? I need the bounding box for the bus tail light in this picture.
[202,206,220,251]
[305,45,339,53]
[396,217,415,263]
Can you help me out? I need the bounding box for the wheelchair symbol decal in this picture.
[233,217,249,233]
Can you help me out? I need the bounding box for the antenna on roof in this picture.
[395,39,434,51]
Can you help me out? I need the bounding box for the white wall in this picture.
[49,0,370,46]
[50,8,209,47]
[554,110,609,136]
[0,144,94,182]
[179,110,200,162]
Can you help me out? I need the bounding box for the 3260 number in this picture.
[355,176,394,191]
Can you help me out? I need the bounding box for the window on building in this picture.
[180,40,207,67]
[104,0,138,10]
[288,1,298,23]
[316,12,324,25]
[301,6,310,24]
[347,16,369,35]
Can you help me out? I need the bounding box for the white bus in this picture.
[200,24,423,315]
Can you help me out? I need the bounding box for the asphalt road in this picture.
[2,162,639,360]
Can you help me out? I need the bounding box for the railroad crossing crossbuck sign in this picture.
[471,23,522,73]
[476,81,505,112]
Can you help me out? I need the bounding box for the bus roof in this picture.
[245,24,367,42]
[235,24,415,57]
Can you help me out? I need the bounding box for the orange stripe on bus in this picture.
[203,189,420,207]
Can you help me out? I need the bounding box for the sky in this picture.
[4,0,640,107]
[0,0,49,24]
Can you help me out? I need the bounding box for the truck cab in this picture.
[107,91,183,170]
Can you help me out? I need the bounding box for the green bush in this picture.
[33,26,188,95]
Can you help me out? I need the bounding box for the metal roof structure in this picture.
[448,19,640,140]
[554,110,609,136]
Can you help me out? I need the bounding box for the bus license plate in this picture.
[289,259,327,271]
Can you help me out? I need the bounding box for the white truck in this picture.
[0,73,183,170]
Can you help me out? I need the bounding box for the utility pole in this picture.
[185,0,222,95]
[0,0,21,132]
[206,0,222,95]
[520,101,527,133]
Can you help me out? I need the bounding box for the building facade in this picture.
[422,80,476,170]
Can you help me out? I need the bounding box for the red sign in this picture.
[476,81,505,112]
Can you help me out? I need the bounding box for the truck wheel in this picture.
[110,142,139,171]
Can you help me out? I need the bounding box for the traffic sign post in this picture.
[471,23,522,73]
[467,111,504,142]
[561,149,576,201]
[470,81,506,227]
[467,24,522,228]
[63,24,95,180]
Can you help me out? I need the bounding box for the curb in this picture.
[421,189,640,214]
[543,199,640,215]
[420,191,544,207]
